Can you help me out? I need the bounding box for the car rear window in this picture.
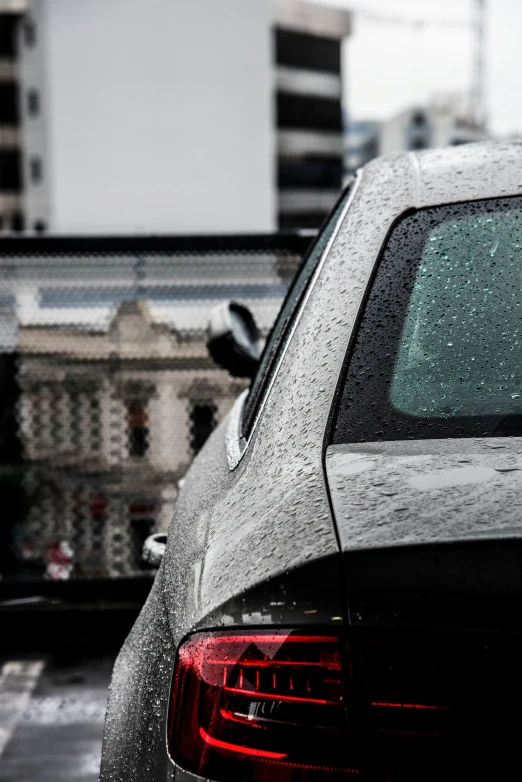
[332,195,522,443]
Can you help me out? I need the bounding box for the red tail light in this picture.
[167,630,359,780]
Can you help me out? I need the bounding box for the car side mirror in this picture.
[142,533,167,568]
[206,301,264,378]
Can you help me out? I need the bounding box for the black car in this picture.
[101,141,522,781]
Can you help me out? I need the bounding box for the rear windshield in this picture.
[332,196,522,443]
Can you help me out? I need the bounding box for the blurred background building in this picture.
[274,0,350,228]
[344,118,380,176]
[17,299,244,578]
[0,237,307,580]
[0,0,350,235]
[0,0,499,585]
[345,95,489,175]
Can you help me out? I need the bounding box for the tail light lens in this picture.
[169,626,522,781]
[167,630,359,780]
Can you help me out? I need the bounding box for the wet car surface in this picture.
[101,141,522,781]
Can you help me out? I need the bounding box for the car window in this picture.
[332,195,522,443]
[241,184,353,437]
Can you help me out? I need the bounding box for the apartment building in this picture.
[273,0,351,228]
[0,0,350,234]
[16,300,246,578]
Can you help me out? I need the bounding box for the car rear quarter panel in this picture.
[161,154,419,648]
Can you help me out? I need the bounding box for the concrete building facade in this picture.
[0,237,306,579]
[16,300,246,578]
[0,0,350,234]
[273,0,351,229]
[18,0,275,235]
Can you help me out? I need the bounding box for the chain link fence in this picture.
[0,234,312,584]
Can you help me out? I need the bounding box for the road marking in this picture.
[0,660,45,758]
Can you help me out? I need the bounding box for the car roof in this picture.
[363,139,522,210]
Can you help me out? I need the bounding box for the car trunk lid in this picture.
[326,438,522,778]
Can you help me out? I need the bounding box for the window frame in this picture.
[126,398,150,458]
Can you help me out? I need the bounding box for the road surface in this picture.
[0,654,114,781]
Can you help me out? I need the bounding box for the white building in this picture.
[344,96,489,176]
[0,0,350,234]
[18,0,275,235]
[273,0,351,228]
[379,95,488,157]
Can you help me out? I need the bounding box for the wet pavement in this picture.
[0,654,114,781]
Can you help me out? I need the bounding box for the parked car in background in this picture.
[101,141,522,782]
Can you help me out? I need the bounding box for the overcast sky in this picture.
[312,0,521,136]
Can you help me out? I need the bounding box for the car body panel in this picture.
[411,141,522,207]
[342,537,522,633]
[101,567,175,782]
[325,438,522,552]
[159,152,416,645]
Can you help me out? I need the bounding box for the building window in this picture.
[89,491,108,521]
[68,391,80,449]
[275,29,341,74]
[129,502,156,568]
[278,156,342,190]
[277,93,342,133]
[278,211,328,230]
[11,211,24,233]
[0,82,19,124]
[27,89,39,117]
[23,19,36,47]
[126,400,149,457]
[50,388,62,448]
[89,396,101,452]
[0,150,22,191]
[189,402,217,455]
[30,156,42,183]
[410,138,428,151]
[31,393,42,450]
[0,16,18,57]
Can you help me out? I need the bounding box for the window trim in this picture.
[225,170,362,470]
